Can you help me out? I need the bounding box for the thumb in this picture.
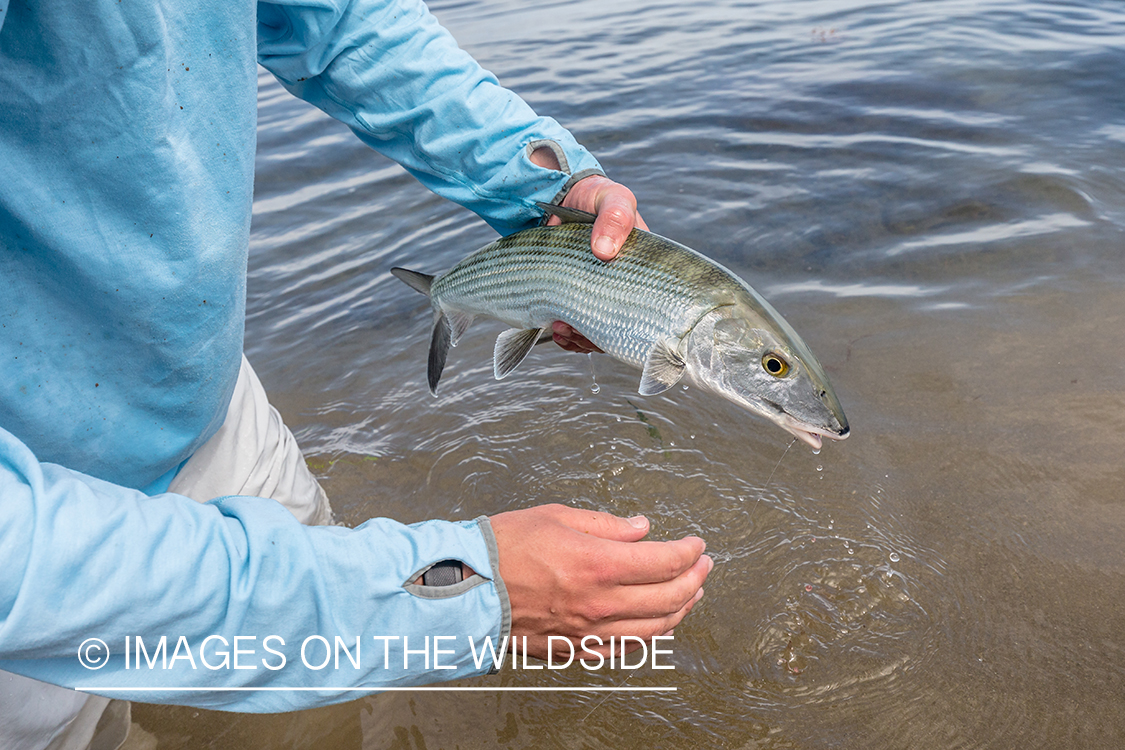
[590,193,636,261]
[556,506,650,542]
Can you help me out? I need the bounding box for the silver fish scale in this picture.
[430,224,740,369]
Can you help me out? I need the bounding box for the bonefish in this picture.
[392,204,848,449]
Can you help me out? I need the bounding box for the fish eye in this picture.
[762,352,790,378]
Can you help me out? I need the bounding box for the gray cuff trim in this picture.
[525,139,572,175]
[403,564,487,599]
[475,515,511,675]
[545,168,607,218]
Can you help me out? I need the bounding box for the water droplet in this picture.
[689,434,695,440]
[816,465,823,472]
[681,384,689,391]
[889,552,900,563]
[590,383,600,394]
[811,447,821,456]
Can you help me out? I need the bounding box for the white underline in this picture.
[77,686,676,692]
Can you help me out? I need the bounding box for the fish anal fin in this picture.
[536,202,596,225]
[494,327,546,380]
[638,339,686,396]
[392,267,435,297]
[428,314,451,395]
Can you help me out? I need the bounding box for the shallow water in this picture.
[134,0,1125,747]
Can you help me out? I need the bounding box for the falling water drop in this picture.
[816,465,823,472]
[889,552,901,563]
[587,353,600,394]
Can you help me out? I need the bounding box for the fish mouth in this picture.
[779,417,850,451]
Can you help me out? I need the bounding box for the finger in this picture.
[553,334,600,354]
[589,554,711,620]
[580,588,705,650]
[590,190,638,261]
[515,632,669,661]
[552,321,604,354]
[602,536,708,585]
[556,175,643,259]
[553,505,650,542]
[571,635,653,659]
[613,591,703,643]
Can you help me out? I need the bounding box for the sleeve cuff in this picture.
[474,515,511,674]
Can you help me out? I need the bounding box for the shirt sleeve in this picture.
[256,0,604,235]
[0,427,512,712]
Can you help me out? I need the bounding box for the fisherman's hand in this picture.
[555,174,649,261]
[489,503,711,659]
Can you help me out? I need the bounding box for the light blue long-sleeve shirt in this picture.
[0,0,601,710]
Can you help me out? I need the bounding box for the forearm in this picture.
[257,0,603,234]
[0,428,508,712]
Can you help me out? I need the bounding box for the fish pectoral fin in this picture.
[494,327,546,380]
[427,313,452,396]
[536,202,596,225]
[446,310,475,347]
[391,267,435,297]
[638,339,686,396]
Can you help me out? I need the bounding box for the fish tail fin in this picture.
[392,267,466,394]
[427,313,451,395]
[391,267,435,297]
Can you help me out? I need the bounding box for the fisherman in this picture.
[0,1,711,748]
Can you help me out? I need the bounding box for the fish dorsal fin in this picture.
[427,313,451,395]
[392,267,435,297]
[446,310,475,347]
[494,327,546,380]
[639,339,686,396]
[536,202,596,225]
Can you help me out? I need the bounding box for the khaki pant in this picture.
[0,356,332,750]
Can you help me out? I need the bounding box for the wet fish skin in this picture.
[391,205,848,448]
